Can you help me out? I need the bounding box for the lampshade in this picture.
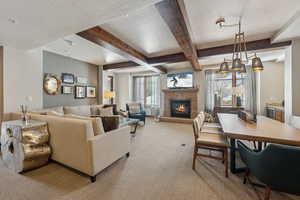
[104,91,115,99]
[231,58,242,71]
[218,61,229,74]
[252,56,264,72]
[240,64,247,74]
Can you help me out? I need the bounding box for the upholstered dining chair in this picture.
[237,141,300,200]
[126,103,146,124]
[198,111,222,133]
[192,114,229,177]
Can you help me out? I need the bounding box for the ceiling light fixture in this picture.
[216,17,264,74]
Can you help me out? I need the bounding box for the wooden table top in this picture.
[218,113,300,146]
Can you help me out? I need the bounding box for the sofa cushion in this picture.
[47,111,64,117]
[99,107,113,116]
[33,106,64,115]
[29,110,47,115]
[64,114,104,136]
[48,106,64,114]
[64,105,91,116]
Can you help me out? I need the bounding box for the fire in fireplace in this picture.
[170,100,191,118]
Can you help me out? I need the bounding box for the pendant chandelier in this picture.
[216,18,264,74]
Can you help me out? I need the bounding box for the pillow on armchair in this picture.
[128,103,141,114]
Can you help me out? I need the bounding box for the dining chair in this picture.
[237,140,300,200]
[192,115,229,177]
[200,111,222,129]
[198,111,222,134]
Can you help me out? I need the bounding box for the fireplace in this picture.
[170,100,191,118]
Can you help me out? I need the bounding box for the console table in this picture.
[1,120,51,173]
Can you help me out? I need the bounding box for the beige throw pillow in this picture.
[64,105,91,116]
[90,105,104,115]
[64,114,104,136]
[99,107,113,116]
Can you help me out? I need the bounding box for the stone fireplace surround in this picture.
[160,88,199,122]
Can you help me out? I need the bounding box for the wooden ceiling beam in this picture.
[197,39,291,57]
[103,38,291,70]
[77,26,166,74]
[155,0,202,71]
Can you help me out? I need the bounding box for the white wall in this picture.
[3,47,43,112]
[115,73,132,110]
[258,61,284,115]
[284,46,292,124]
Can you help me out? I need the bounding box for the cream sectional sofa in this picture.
[3,104,131,183]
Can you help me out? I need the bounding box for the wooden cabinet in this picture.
[266,106,284,122]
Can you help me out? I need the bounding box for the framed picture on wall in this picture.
[61,85,73,94]
[62,73,75,84]
[86,86,96,98]
[75,86,86,99]
[77,76,88,85]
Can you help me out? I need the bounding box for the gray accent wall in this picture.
[0,47,3,119]
[43,51,98,108]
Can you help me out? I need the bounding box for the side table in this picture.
[1,120,51,173]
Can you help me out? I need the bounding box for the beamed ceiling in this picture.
[39,0,300,72]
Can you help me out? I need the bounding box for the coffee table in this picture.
[119,117,139,134]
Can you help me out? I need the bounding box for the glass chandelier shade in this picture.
[240,64,247,74]
[231,58,242,71]
[252,55,264,72]
[218,61,230,74]
[217,18,264,73]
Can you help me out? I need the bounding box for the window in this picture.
[132,75,160,115]
[205,70,246,109]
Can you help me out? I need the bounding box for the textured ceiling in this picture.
[39,0,300,67]
[0,0,162,49]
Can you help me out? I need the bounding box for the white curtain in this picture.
[205,70,215,113]
[132,75,160,116]
[244,66,257,114]
[133,76,145,104]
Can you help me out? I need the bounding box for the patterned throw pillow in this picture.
[99,107,113,116]
[204,112,216,122]
[129,104,141,114]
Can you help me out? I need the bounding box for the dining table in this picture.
[218,113,300,174]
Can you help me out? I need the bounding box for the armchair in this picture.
[237,141,300,200]
[126,103,146,124]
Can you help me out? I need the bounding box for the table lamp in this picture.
[104,91,115,104]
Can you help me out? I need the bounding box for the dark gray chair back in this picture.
[238,141,300,194]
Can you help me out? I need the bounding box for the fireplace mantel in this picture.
[161,87,198,119]
[162,88,199,93]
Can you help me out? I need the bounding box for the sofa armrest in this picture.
[29,114,95,175]
[88,126,131,175]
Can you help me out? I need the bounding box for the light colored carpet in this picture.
[0,118,299,200]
